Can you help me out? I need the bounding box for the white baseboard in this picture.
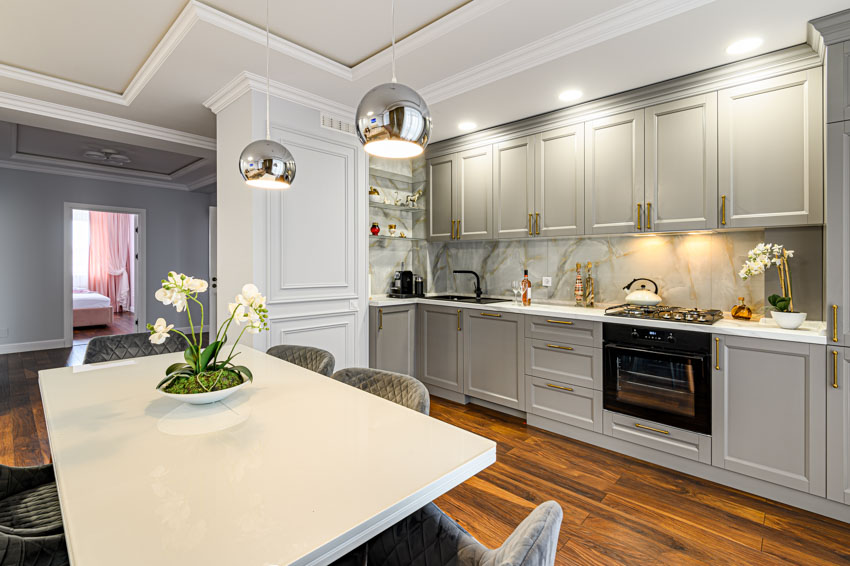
[0,338,67,355]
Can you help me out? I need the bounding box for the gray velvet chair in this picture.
[0,464,63,537]
[366,501,563,566]
[83,331,196,364]
[331,368,430,415]
[0,531,69,566]
[266,345,335,377]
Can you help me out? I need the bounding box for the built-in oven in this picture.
[603,323,711,435]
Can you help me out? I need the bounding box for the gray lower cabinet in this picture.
[493,136,534,239]
[827,347,850,503]
[369,305,416,376]
[712,335,826,496]
[525,339,601,390]
[525,315,601,348]
[418,305,464,393]
[644,93,718,232]
[527,378,602,432]
[584,110,644,235]
[464,310,524,410]
[603,411,711,464]
[826,121,850,347]
[717,68,823,228]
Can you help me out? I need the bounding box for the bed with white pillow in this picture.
[72,289,113,327]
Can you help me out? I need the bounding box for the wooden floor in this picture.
[72,310,136,345]
[3,348,850,564]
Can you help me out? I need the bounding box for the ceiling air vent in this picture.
[320,113,356,136]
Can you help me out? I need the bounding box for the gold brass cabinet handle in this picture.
[457,309,461,331]
[714,337,720,370]
[456,219,461,240]
[635,423,669,435]
[528,213,533,236]
[721,195,727,226]
[546,319,573,325]
[378,308,383,330]
[481,312,502,317]
[451,220,456,240]
[636,203,642,230]
[834,350,840,389]
[535,213,540,235]
[546,383,574,392]
[547,344,574,350]
[646,203,652,230]
[833,305,839,342]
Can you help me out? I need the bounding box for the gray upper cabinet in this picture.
[534,125,585,237]
[494,136,535,239]
[827,347,850,504]
[825,41,850,123]
[418,304,464,393]
[456,146,494,240]
[826,121,850,347]
[427,154,456,242]
[585,110,645,235]
[712,335,825,496]
[464,310,524,410]
[369,305,416,377]
[718,68,824,228]
[645,93,718,232]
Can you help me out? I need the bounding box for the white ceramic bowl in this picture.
[156,380,249,405]
[770,310,807,330]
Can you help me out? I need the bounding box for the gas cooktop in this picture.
[604,304,724,325]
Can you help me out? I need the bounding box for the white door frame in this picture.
[63,202,147,347]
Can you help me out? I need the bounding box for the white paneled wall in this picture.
[215,89,367,369]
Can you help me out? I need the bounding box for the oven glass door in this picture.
[603,344,710,434]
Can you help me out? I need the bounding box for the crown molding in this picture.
[811,8,850,46]
[186,172,217,191]
[420,0,716,104]
[0,90,216,150]
[203,71,355,121]
[0,63,125,104]
[427,43,821,155]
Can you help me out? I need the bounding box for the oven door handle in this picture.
[603,344,708,364]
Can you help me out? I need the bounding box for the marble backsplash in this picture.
[369,231,772,314]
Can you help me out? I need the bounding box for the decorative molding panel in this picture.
[269,312,357,370]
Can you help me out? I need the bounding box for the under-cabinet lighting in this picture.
[726,37,763,55]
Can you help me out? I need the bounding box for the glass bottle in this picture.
[521,269,532,306]
[574,263,584,307]
[731,297,752,320]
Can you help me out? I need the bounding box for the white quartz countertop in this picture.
[369,296,827,345]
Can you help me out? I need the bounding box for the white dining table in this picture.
[38,347,496,565]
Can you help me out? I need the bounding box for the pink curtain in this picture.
[88,211,132,312]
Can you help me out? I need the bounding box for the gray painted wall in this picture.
[0,167,210,347]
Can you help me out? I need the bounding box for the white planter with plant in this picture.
[148,272,269,404]
[739,243,806,330]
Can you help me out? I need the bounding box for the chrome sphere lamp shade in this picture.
[238,0,296,189]
[356,0,431,159]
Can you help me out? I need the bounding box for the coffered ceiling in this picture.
[0,0,845,145]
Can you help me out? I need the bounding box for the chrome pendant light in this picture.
[239,0,296,189]
[355,0,431,159]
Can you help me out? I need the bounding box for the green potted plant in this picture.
[148,272,269,404]
[739,243,806,330]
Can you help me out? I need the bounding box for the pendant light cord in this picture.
[391,0,397,83]
[265,0,271,139]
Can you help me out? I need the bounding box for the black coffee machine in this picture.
[389,262,423,298]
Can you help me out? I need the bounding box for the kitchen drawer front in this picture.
[603,411,711,464]
[525,315,601,347]
[525,339,602,390]
[527,377,602,432]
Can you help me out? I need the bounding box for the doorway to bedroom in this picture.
[68,205,143,346]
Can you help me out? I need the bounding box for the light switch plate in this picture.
[542,277,552,287]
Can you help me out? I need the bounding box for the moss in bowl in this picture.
[163,369,245,395]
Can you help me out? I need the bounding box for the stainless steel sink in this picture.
[428,295,507,304]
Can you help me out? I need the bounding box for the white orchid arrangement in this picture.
[148,272,269,394]
[738,243,796,312]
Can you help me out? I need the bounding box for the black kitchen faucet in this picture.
[453,270,482,301]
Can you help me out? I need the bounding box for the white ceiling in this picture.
[0,0,845,145]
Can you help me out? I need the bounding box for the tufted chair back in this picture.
[83,332,192,364]
[331,368,430,415]
[266,345,336,377]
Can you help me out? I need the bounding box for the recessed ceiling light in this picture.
[558,89,583,102]
[726,37,763,55]
[458,121,477,131]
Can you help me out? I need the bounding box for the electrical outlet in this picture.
[542,277,552,287]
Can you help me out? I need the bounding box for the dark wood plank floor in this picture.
[72,310,136,345]
[3,347,850,564]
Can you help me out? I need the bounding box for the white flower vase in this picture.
[771,311,807,330]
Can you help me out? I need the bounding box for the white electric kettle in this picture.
[623,278,662,306]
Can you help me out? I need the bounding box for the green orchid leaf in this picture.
[156,368,193,389]
[231,365,253,383]
[184,346,199,368]
[165,362,190,376]
[198,341,223,371]
[767,294,781,307]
